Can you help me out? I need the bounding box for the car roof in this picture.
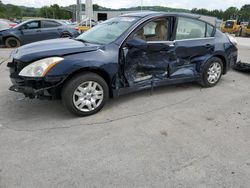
[23,18,62,22]
[120,11,201,19]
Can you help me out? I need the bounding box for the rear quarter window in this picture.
[206,24,214,37]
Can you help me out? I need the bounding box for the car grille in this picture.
[8,59,26,78]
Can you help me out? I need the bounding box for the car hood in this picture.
[0,28,10,32]
[12,38,101,63]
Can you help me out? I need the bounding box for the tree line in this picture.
[0,3,71,19]
[191,5,250,21]
[1,2,250,22]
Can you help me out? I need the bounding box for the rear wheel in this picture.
[5,37,20,48]
[61,33,72,38]
[62,73,109,116]
[199,57,223,87]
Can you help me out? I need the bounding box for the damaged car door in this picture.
[121,17,175,87]
[171,17,215,79]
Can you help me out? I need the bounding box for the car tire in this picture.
[62,73,109,116]
[199,57,223,87]
[61,33,72,38]
[5,37,20,48]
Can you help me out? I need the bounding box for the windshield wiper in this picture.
[74,38,90,43]
[74,38,104,45]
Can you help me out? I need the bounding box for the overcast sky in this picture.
[2,0,249,10]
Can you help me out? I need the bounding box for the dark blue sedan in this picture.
[0,19,79,48]
[8,12,238,116]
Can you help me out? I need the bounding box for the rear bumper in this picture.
[223,42,238,74]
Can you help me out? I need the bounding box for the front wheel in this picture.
[5,37,20,48]
[199,57,223,87]
[62,73,109,116]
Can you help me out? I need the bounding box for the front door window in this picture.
[133,18,168,41]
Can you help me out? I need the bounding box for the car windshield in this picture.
[76,16,139,45]
[225,21,234,28]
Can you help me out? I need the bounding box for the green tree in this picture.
[39,4,71,19]
[223,7,238,20]
[239,4,250,21]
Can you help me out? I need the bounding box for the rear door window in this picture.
[206,24,214,37]
[42,20,61,28]
[175,17,206,40]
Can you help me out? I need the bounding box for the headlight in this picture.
[19,57,64,77]
[228,35,238,47]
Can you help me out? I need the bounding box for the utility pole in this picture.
[76,0,81,22]
[141,0,143,11]
[85,0,93,19]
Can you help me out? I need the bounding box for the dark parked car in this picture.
[0,19,79,48]
[7,12,238,116]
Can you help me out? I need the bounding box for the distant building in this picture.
[81,0,222,27]
[81,10,139,21]
[81,10,222,27]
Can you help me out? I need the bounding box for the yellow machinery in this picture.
[241,23,250,37]
[77,19,97,33]
[220,20,241,36]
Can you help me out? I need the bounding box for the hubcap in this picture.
[207,62,222,84]
[73,81,104,112]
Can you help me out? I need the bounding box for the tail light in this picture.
[228,35,238,47]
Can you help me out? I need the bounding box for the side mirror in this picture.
[126,39,147,50]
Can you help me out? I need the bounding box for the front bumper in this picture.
[9,77,66,99]
[8,60,66,99]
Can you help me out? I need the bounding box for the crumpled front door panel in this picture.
[124,43,174,85]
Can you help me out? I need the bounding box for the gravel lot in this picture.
[0,37,249,188]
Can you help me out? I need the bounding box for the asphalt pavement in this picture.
[0,37,249,188]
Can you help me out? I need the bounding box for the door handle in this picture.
[36,30,41,32]
[205,44,212,48]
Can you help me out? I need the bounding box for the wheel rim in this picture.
[62,34,71,38]
[8,39,17,47]
[73,81,104,112]
[207,62,222,84]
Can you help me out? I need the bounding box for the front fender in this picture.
[2,30,21,41]
[46,48,119,88]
